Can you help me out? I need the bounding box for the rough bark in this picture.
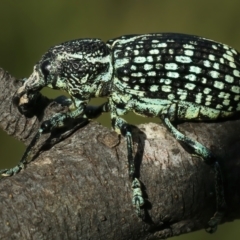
[0,67,239,240]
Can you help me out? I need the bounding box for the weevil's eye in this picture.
[40,60,51,79]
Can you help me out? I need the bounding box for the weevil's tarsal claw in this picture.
[205,224,217,234]
[0,169,11,177]
[205,210,224,233]
[0,163,25,177]
[206,221,218,234]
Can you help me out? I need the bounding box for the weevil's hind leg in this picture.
[159,113,226,233]
[112,116,145,217]
[0,129,42,177]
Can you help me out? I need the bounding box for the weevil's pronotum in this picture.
[1,33,239,233]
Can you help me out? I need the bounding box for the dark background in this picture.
[0,1,239,239]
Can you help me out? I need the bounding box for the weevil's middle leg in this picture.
[86,102,145,215]
[112,116,144,216]
[160,112,225,233]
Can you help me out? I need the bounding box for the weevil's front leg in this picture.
[0,129,42,176]
[112,116,144,216]
[160,108,225,233]
[0,103,87,177]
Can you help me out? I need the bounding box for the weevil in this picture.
[1,33,239,233]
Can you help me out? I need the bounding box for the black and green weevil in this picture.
[1,33,239,233]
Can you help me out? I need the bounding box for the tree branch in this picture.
[0,67,240,240]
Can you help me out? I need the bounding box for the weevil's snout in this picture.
[12,67,46,117]
[14,65,46,101]
[18,68,45,95]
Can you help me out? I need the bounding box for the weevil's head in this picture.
[15,38,112,105]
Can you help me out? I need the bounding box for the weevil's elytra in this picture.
[108,34,239,121]
[1,33,240,233]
